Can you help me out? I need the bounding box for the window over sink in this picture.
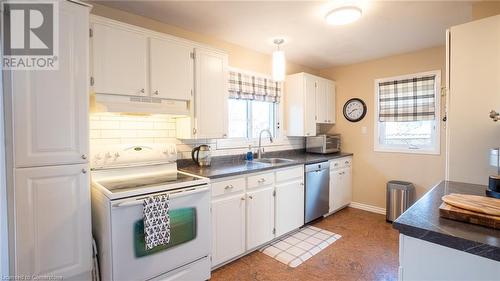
[227,99,277,139]
[374,70,441,155]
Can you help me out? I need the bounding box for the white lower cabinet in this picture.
[211,165,304,267]
[329,157,353,213]
[211,193,246,266]
[275,167,305,237]
[246,186,275,250]
[14,164,92,279]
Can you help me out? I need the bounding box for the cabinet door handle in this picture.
[224,185,233,190]
[241,197,245,201]
[300,182,304,186]
[249,195,254,199]
[193,128,197,135]
[139,88,145,94]
[258,178,266,183]
[81,154,87,160]
[82,169,87,174]
[153,90,159,95]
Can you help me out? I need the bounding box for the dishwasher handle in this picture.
[305,161,330,173]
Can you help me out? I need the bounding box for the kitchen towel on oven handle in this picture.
[143,194,171,250]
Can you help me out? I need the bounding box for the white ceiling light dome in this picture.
[325,6,362,25]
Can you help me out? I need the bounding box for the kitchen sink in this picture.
[253,158,297,165]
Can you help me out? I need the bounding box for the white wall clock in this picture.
[343,98,367,122]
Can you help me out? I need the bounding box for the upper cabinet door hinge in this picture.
[272,190,276,197]
[89,28,93,38]
[273,228,276,235]
[90,76,94,86]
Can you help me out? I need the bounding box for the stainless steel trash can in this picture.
[386,181,415,222]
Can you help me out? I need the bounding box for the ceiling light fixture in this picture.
[272,38,286,82]
[325,6,362,25]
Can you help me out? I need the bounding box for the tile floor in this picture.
[260,225,341,268]
[211,207,399,281]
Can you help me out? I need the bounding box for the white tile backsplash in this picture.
[89,113,305,160]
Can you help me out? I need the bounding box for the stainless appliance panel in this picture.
[304,162,330,223]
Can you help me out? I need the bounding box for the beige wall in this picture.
[89,3,318,76]
[472,1,500,20]
[319,47,446,208]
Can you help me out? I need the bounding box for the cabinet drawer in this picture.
[276,166,304,182]
[330,157,352,170]
[247,172,274,189]
[212,178,245,197]
[341,157,352,168]
[330,159,341,170]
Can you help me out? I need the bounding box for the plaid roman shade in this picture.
[378,75,436,122]
[228,71,282,103]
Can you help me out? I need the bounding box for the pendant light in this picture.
[272,39,286,82]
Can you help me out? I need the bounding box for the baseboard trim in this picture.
[349,202,386,215]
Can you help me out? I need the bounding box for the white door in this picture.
[304,75,317,136]
[149,38,193,100]
[315,78,328,124]
[275,179,304,237]
[14,164,91,279]
[246,187,275,249]
[329,169,342,212]
[342,167,352,206]
[326,80,336,124]
[12,2,89,168]
[194,48,228,139]
[211,194,246,266]
[92,22,148,96]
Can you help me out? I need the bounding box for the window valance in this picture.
[378,75,436,122]
[228,71,282,103]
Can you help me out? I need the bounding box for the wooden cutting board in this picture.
[439,202,500,229]
[441,193,500,216]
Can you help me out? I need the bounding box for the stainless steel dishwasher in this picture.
[304,161,330,223]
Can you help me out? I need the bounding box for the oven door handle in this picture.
[112,186,209,208]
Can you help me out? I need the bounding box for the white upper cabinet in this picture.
[325,80,336,124]
[149,37,193,100]
[316,78,328,124]
[92,22,148,96]
[193,48,228,139]
[314,77,335,124]
[286,73,335,136]
[12,2,89,168]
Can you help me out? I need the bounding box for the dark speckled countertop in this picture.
[393,180,500,261]
[178,149,353,179]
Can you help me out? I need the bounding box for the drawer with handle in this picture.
[212,177,245,197]
[247,172,274,189]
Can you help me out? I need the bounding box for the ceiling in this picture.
[96,1,473,69]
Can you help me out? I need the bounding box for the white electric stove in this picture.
[91,144,211,281]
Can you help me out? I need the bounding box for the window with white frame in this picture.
[227,99,277,138]
[374,70,441,154]
[226,70,281,139]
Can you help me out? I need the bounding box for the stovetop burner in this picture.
[97,172,200,194]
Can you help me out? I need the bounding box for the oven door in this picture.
[110,184,210,281]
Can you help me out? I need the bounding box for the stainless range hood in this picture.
[91,93,191,116]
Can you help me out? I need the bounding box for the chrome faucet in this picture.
[257,129,273,159]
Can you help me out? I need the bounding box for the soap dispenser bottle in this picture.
[246,145,254,161]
